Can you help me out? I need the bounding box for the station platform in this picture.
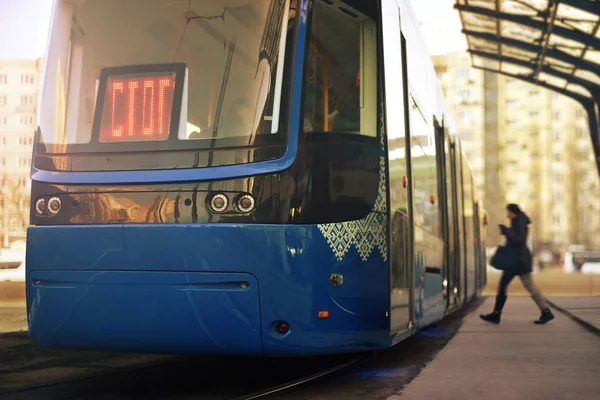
[399,296,600,400]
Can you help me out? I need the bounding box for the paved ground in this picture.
[483,268,600,296]
[547,296,600,331]
[0,282,25,303]
[399,296,600,400]
[0,303,27,333]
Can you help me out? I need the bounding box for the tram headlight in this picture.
[236,194,255,213]
[35,198,46,215]
[47,197,62,215]
[209,193,228,213]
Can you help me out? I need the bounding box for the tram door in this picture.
[448,139,463,307]
[383,0,412,333]
[435,122,454,308]
[473,202,482,293]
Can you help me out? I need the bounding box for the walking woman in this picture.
[480,204,555,325]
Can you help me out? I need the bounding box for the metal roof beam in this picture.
[477,65,590,103]
[463,30,600,76]
[469,49,598,95]
[560,0,600,17]
[477,66,600,174]
[533,1,558,78]
[455,4,600,50]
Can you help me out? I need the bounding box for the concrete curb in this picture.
[546,298,600,337]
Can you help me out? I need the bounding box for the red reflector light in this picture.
[99,73,176,142]
[318,311,329,319]
[276,322,289,334]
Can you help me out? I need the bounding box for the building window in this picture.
[20,95,34,106]
[529,111,540,118]
[553,111,561,121]
[506,99,518,106]
[552,214,561,225]
[578,127,587,138]
[529,90,539,96]
[460,131,473,140]
[0,95,6,106]
[456,68,473,80]
[458,108,473,120]
[552,192,563,202]
[553,131,562,141]
[21,74,34,84]
[553,172,563,182]
[1,116,6,124]
[458,89,472,102]
[0,74,6,84]
[19,115,34,125]
[19,136,33,146]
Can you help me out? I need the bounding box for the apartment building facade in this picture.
[433,52,600,255]
[0,58,44,247]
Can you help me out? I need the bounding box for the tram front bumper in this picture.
[27,269,262,354]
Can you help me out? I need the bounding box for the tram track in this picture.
[0,350,370,400]
[235,355,371,400]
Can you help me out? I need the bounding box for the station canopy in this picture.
[455,0,600,174]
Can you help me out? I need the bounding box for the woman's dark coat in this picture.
[500,213,533,275]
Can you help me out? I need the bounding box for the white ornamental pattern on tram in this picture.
[318,131,388,262]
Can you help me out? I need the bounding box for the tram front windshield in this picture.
[36,0,291,170]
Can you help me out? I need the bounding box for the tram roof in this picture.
[455,0,600,174]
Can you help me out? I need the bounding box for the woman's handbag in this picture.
[490,245,514,270]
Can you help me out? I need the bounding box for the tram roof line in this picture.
[455,0,600,175]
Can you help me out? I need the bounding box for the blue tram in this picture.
[26,0,487,355]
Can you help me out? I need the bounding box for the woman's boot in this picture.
[480,311,501,324]
[480,293,507,324]
[534,308,555,324]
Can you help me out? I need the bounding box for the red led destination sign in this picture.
[99,73,176,142]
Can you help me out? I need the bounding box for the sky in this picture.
[0,0,54,59]
[0,0,466,59]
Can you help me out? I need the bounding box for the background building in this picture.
[433,52,600,257]
[0,58,44,248]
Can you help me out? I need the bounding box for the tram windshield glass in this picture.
[36,0,292,164]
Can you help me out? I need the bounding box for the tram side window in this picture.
[409,96,441,237]
[301,0,377,137]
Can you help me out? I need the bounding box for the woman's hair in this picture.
[507,203,522,214]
